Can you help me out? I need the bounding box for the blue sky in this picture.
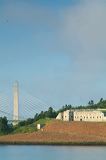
[0,0,106,109]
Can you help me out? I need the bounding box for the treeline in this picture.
[58,98,106,111]
[18,98,106,127]
[76,98,106,109]
[18,107,57,127]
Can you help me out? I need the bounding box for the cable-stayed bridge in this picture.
[0,82,51,124]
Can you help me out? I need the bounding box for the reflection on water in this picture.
[0,145,106,160]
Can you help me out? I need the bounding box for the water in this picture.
[0,145,106,160]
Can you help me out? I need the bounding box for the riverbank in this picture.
[0,120,106,145]
[0,141,106,146]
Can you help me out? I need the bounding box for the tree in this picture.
[46,107,53,118]
[18,120,26,127]
[0,117,9,134]
[88,100,94,106]
[46,107,57,118]
[25,118,34,125]
[100,98,103,103]
[34,113,39,121]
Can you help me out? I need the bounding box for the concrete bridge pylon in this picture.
[13,81,19,125]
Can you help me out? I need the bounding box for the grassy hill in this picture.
[0,120,106,145]
[13,118,52,134]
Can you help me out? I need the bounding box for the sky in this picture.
[0,0,106,109]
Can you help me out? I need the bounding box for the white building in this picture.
[56,109,106,122]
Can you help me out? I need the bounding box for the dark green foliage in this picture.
[57,104,72,114]
[18,107,57,128]
[18,120,26,127]
[85,98,106,109]
[96,99,106,109]
[34,113,39,121]
[57,98,106,112]
[88,100,94,106]
[0,117,12,134]
[100,98,103,103]
[18,118,34,127]
[25,118,34,125]
[46,107,57,118]
[33,107,57,122]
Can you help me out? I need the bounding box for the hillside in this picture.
[13,118,52,134]
[0,120,106,145]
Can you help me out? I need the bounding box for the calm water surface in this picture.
[0,145,106,160]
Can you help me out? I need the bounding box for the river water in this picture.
[0,145,106,160]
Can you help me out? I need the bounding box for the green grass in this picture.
[34,118,52,125]
[13,118,52,134]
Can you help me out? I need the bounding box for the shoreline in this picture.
[0,141,106,146]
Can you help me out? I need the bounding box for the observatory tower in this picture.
[13,81,19,125]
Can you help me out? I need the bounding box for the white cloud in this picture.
[59,0,106,75]
[52,0,106,105]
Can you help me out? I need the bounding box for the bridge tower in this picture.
[13,81,19,125]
